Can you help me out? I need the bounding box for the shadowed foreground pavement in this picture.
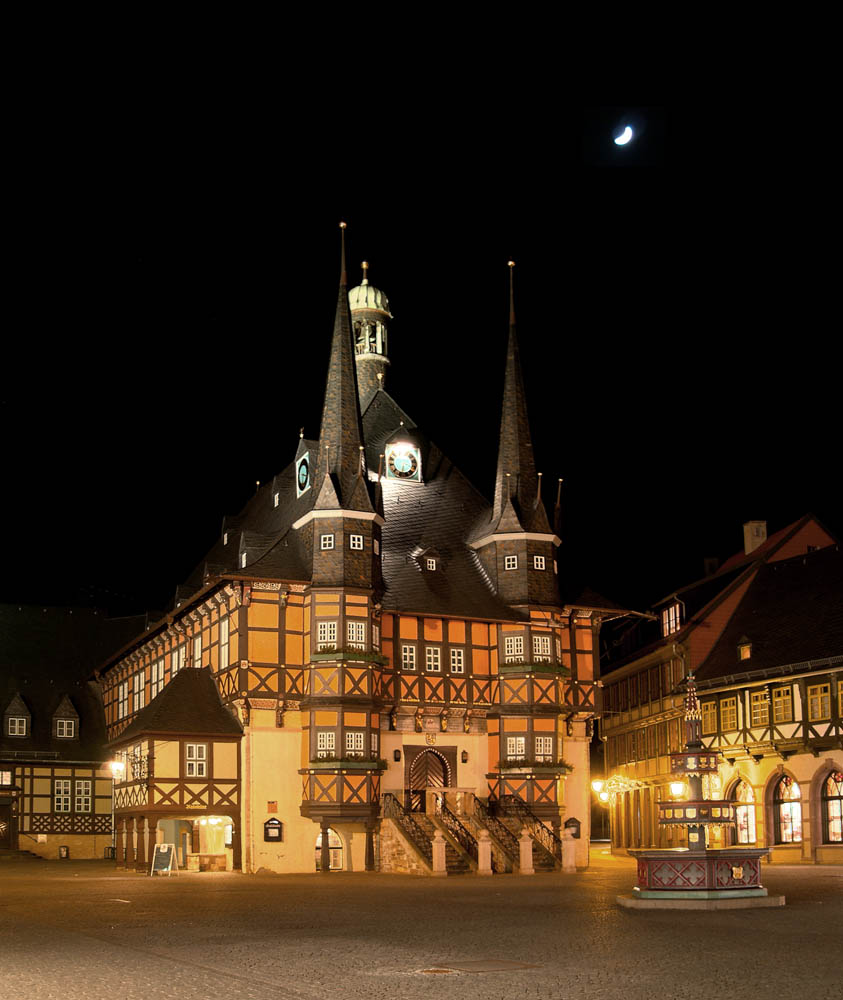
[1,850,840,999]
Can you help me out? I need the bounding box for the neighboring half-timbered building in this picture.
[599,520,842,864]
[1,605,141,859]
[96,235,617,874]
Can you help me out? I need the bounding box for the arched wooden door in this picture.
[407,749,448,812]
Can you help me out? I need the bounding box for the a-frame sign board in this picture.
[150,843,179,876]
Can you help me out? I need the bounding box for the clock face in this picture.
[296,453,311,496]
[386,444,420,481]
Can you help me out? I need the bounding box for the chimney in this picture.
[743,520,767,556]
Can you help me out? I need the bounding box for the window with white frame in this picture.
[372,623,380,649]
[75,779,92,813]
[401,644,416,670]
[316,731,336,758]
[0,770,12,786]
[151,659,165,699]
[535,736,553,762]
[506,736,526,760]
[555,636,562,660]
[186,743,207,777]
[701,701,717,734]
[347,621,366,649]
[172,644,186,677]
[54,779,71,812]
[273,491,280,508]
[7,717,27,736]
[504,555,518,571]
[426,557,437,571]
[504,635,524,662]
[532,634,551,661]
[240,552,248,568]
[345,731,365,757]
[533,555,546,570]
[720,697,738,732]
[750,690,769,727]
[425,646,441,672]
[133,672,145,713]
[56,719,75,739]
[320,534,335,550]
[370,731,379,755]
[223,531,229,545]
[450,648,465,673]
[772,686,793,723]
[130,744,146,781]
[661,603,681,637]
[317,621,337,649]
[193,634,202,667]
[220,617,230,671]
[117,681,129,720]
[349,534,363,550]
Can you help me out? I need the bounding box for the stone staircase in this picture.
[496,815,557,872]
[414,814,472,874]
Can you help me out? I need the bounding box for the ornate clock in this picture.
[296,452,311,496]
[385,443,421,481]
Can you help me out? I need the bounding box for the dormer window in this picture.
[661,602,681,637]
[7,717,27,737]
[223,532,229,545]
[273,492,280,508]
[738,640,752,661]
[56,719,75,738]
[426,558,437,571]
[240,552,248,568]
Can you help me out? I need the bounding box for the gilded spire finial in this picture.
[508,260,516,326]
[339,221,347,285]
[361,260,369,286]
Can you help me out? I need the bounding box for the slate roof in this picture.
[109,667,243,746]
[695,545,843,683]
[0,605,144,761]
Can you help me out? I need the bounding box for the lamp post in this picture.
[109,758,125,861]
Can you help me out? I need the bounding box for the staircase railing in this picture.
[474,797,520,862]
[498,794,563,864]
[435,799,478,864]
[382,793,433,865]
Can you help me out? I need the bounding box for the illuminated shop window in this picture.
[822,772,843,844]
[732,780,756,844]
[773,776,802,844]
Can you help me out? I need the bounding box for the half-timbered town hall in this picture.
[96,229,614,874]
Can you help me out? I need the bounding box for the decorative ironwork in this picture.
[499,794,562,862]
[474,797,519,863]
[382,793,433,865]
[435,800,478,863]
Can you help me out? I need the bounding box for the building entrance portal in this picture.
[0,804,13,849]
[406,749,449,812]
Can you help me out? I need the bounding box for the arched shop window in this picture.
[732,780,756,844]
[821,771,843,844]
[314,828,343,870]
[773,775,802,844]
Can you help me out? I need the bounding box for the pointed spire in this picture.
[361,260,369,285]
[314,223,373,513]
[491,261,550,534]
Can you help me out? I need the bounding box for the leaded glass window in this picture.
[822,771,843,844]
[773,775,802,844]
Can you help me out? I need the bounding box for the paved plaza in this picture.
[1,850,840,1000]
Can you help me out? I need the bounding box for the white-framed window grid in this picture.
[533,555,546,570]
[532,634,551,661]
[75,779,92,813]
[193,634,202,668]
[56,719,75,739]
[426,557,437,571]
[425,646,441,672]
[345,731,365,757]
[504,555,518,571]
[504,635,524,662]
[133,672,145,713]
[273,491,280,508]
[8,716,27,736]
[347,620,366,649]
[151,659,165,699]
[370,731,379,754]
[316,731,336,758]
[535,736,553,762]
[240,552,248,568]
[349,534,363,550]
[401,644,416,670]
[117,681,129,720]
[372,623,380,649]
[54,779,71,812]
[506,736,525,759]
[320,534,335,550]
[317,620,337,650]
[450,648,465,673]
[186,743,207,777]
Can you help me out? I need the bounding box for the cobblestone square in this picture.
[1,853,840,1000]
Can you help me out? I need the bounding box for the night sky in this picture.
[4,103,838,620]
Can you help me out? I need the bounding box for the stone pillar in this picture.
[114,818,124,868]
[432,830,447,876]
[135,817,147,871]
[519,827,534,875]
[146,817,158,870]
[320,821,331,873]
[562,828,576,872]
[365,823,376,872]
[231,820,242,871]
[124,818,134,868]
[477,829,493,875]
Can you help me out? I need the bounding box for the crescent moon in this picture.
[614,126,633,145]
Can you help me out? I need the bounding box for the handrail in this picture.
[499,794,563,863]
[435,800,478,863]
[381,793,433,865]
[474,797,520,860]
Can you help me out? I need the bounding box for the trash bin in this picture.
[59,845,70,860]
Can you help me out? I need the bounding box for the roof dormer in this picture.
[52,694,79,740]
[4,692,31,738]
